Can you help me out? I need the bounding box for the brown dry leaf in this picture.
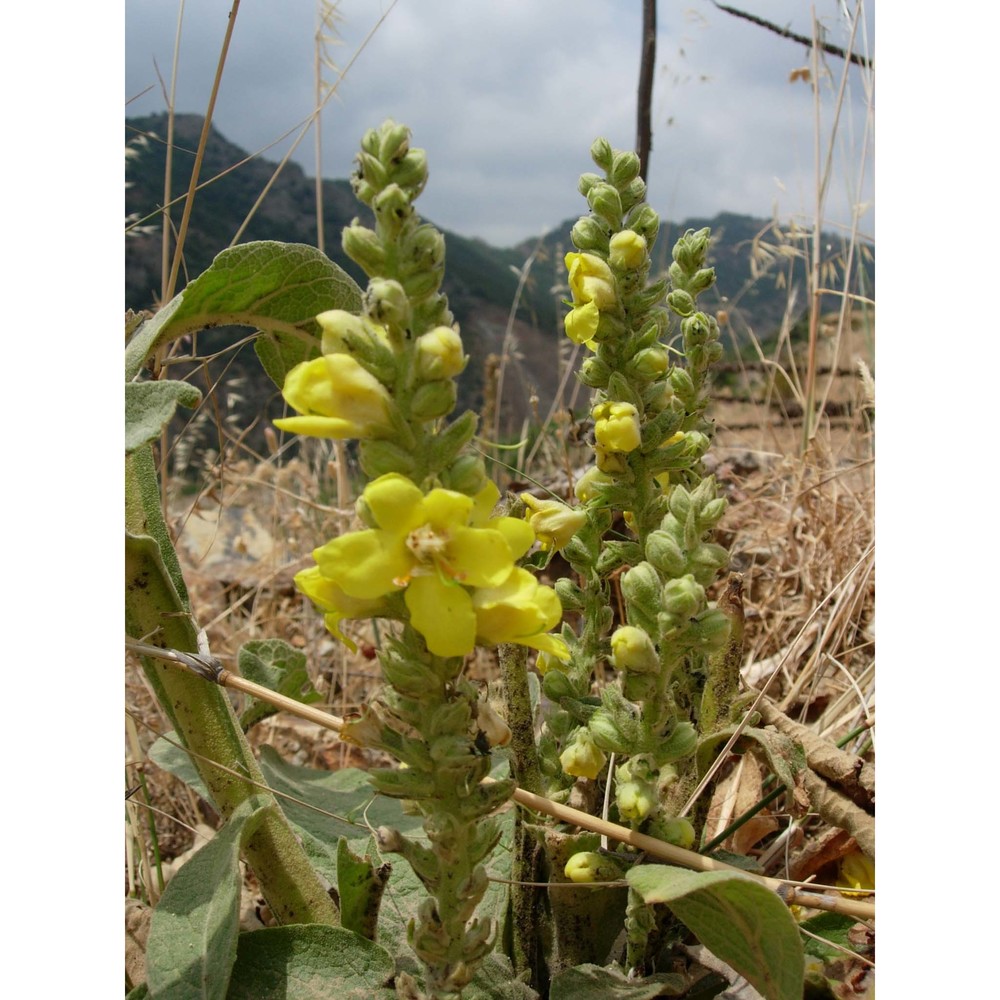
[788,827,855,884]
[125,898,152,991]
[729,760,780,856]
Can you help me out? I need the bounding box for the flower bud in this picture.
[564,851,619,884]
[521,493,588,551]
[554,578,585,610]
[621,562,664,622]
[534,649,564,676]
[689,266,716,295]
[626,204,660,245]
[410,379,457,420]
[359,438,418,479]
[650,816,696,850]
[645,530,688,578]
[593,400,641,453]
[371,183,412,237]
[578,355,612,388]
[669,367,696,401]
[342,224,386,276]
[587,182,624,227]
[440,453,488,495]
[661,575,705,618]
[672,228,711,272]
[365,278,412,330]
[608,229,648,270]
[542,669,575,701]
[590,137,614,171]
[682,313,712,348]
[616,778,656,822]
[571,215,611,254]
[415,326,466,380]
[574,465,614,504]
[609,150,641,187]
[690,608,731,651]
[577,171,603,197]
[629,346,670,381]
[559,730,607,780]
[666,289,696,318]
[594,444,629,475]
[400,268,443,302]
[390,148,428,193]
[377,120,411,163]
[610,625,659,674]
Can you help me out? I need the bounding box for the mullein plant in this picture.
[276,121,569,999]
[528,139,739,974]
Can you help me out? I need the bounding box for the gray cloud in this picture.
[126,0,873,246]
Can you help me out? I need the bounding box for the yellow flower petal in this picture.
[405,574,477,657]
[448,526,519,588]
[363,474,426,533]
[313,529,410,599]
[564,301,600,345]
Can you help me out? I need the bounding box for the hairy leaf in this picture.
[627,864,803,1000]
[125,380,202,453]
[226,925,395,999]
[146,800,269,1000]
[549,963,686,1000]
[237,639,321,732]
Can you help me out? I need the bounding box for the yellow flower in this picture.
[310,475,536,658]
[593,400,641,453]
[559,729,607,779]
[274,353,393,440]
[520,493,587,551]
[616,779,656,822]
[563,301,600,346]
[574,465,614,504]
[294,565,389,651]
[564,851,620,884]
[610,625,659,674]
[472,567,570,660]
[837,850,874,897]
[415,325,467,379]
[608,230,648,270]
[316,309,390,355]
[566,252,616,310]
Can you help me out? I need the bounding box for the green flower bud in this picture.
[682,312,712,348]
[365,278,412,330]
[661,575,705,618]
[571,215,611,254]
[689,266,716,295]
[355,150,388,190]
[650,816,696,850]
[594,444,629,475]
[609,150,641,187]
[620,177,647,212]
[610,625,659,674]
[590,137,614,171]
[371,183,412,237]
[672,228,711,272]
[621,562,664,622]
[577,171,603,197]
[415,326,467,380]
[554,578,585,610]
[377,120,411,163]
[574,465,614,504]
[542,669,575,701]
[564,851,620,884]
[616,778,656,822]
[410,379,457,420]
[587,182,624,228]
[560,729,607,780]
[579,355,612,389]
[701,497,727,526]
[625,203,660,245]
[668,367,696,403]
[688,542,729,584]
[440,453,488,495]
[358,438,418,479]
[584,707,630,754]
[342,224,386,276]
[643,380,676,414]
[667,289,696,317]
[629,346,670,381]
[645,530,688,577]
[390,148,428,194]
[400,267,443,301]
[690,608,731,651]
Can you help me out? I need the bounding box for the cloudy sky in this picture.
[125,0,874,247]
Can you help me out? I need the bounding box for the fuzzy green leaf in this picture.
[124,241,362,382]
[125,380,202,453]
[225,925,395,999]
[549,963,686,1000]
[237,639,321,732]
[336,837,390,942]
[148,732,214,805]
[465,953,541,999]
[146,800,269,1000]
[627,865,804,1000]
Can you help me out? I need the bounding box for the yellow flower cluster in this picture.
[563,251,616,347]
[297,473,570,660]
